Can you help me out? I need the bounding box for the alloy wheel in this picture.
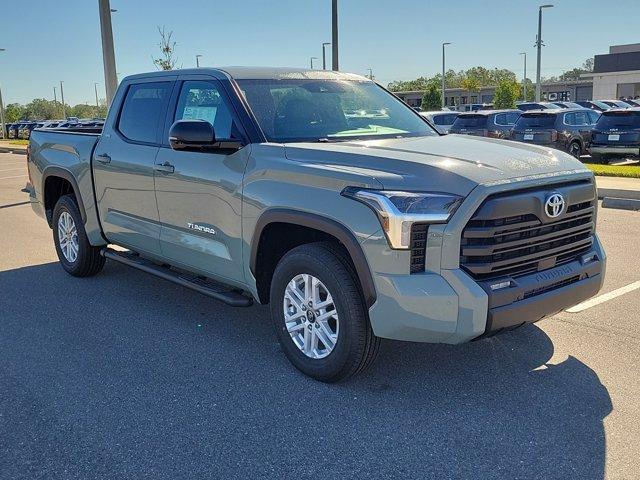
[57,211,79,263]
[283,273,339,359]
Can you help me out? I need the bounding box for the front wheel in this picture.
[52,195,105,277]
[270,243,380,382]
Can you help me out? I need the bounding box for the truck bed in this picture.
[27,128,104,244]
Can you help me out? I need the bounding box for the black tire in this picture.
[52,194,105,277]
[590,154,610,165]
[269,242,380,382]
[569,141,582,159]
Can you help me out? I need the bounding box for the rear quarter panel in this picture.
[29,130,105,245]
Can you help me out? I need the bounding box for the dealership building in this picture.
[583,43,640,99]
[393,43,640,109]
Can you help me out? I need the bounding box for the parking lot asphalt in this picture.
[0,152,639,479]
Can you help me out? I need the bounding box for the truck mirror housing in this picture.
[169,120,216,151]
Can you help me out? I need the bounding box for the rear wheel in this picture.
[270,242,380,382]
[52,195,105,277]
[569,141,582,159]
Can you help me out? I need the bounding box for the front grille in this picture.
[460,186,596,280]
[410,224,428,274]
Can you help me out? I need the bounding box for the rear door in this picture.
[153,75,250,284]
[93,77,175,255]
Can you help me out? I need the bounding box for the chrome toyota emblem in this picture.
[545,193,565,218]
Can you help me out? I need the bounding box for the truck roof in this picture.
[122,67,369,82]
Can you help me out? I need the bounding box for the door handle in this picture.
[95,153,111,164]
[154,161,175,173]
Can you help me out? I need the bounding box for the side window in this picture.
[506,112,521,125]
[118,82,172,143]
[494,113,506,126]
[433,115,446,126]
[174,80,237,140]
[574,111,590,126]
[563,113,576,126]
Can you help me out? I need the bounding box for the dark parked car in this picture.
[511,108,600,158]
[589,108,640,164]
[623,99,640,107]
[449,109,521,139]
[8,121,26,139]
[575,101,613,112]
[601,100,632,109]
[550,101,583,109]
[516,102,555,112]
[18,122,43,139]
[17,122,34,139]
[419,111,459,134]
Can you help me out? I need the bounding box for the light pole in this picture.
[310,57,319,70]
[519,52,527,100]
[196,54,203,67]
[60,81,66,118]
[98,0,118,106]
[322,42,331,70]
[331,0,339,71]
[94,82,100,108]
[0,48,6,139]
[535,4,553,102]
[442,42,451,109]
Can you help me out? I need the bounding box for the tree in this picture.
[69,103,108,119]
[461,76,482,100]
[421,83,442,110]
[493,79,519,109]
[153,26,178,71]
[4,104,26,123]
[23,98,60,120]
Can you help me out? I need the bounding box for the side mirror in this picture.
[169,119,216,151]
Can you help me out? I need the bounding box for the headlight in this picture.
[341,187,464,249]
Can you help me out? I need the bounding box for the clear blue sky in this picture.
[1,0,639,106]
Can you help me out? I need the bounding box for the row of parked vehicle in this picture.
[3,118,105,140]
[421,101,640,164]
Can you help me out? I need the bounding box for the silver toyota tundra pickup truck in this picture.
[26,68,606,382]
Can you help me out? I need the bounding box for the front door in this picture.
[154,78,249,285]
[93,79,174,255]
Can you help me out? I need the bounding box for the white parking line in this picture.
[567,280,640,313]
[0,174,27,180]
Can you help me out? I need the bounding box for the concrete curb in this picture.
[597,187,640,201]
[0,147,27,155]
[602,197,640,211]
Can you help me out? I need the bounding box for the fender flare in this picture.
[250,208,377,308]
[42,166,87,224]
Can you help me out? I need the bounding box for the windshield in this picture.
[515,113,557,129]
[596,111,640,129]
[237,79,437,142]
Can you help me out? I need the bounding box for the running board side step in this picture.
[101,248,253,307]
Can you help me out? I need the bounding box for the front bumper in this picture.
[367,238,605,343]
[478,249,604,337]
[364,171,605,344]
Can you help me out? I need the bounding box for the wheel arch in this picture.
[42,167,87,227]
[250,209,377,308]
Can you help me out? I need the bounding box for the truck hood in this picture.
[284,134,589,196]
